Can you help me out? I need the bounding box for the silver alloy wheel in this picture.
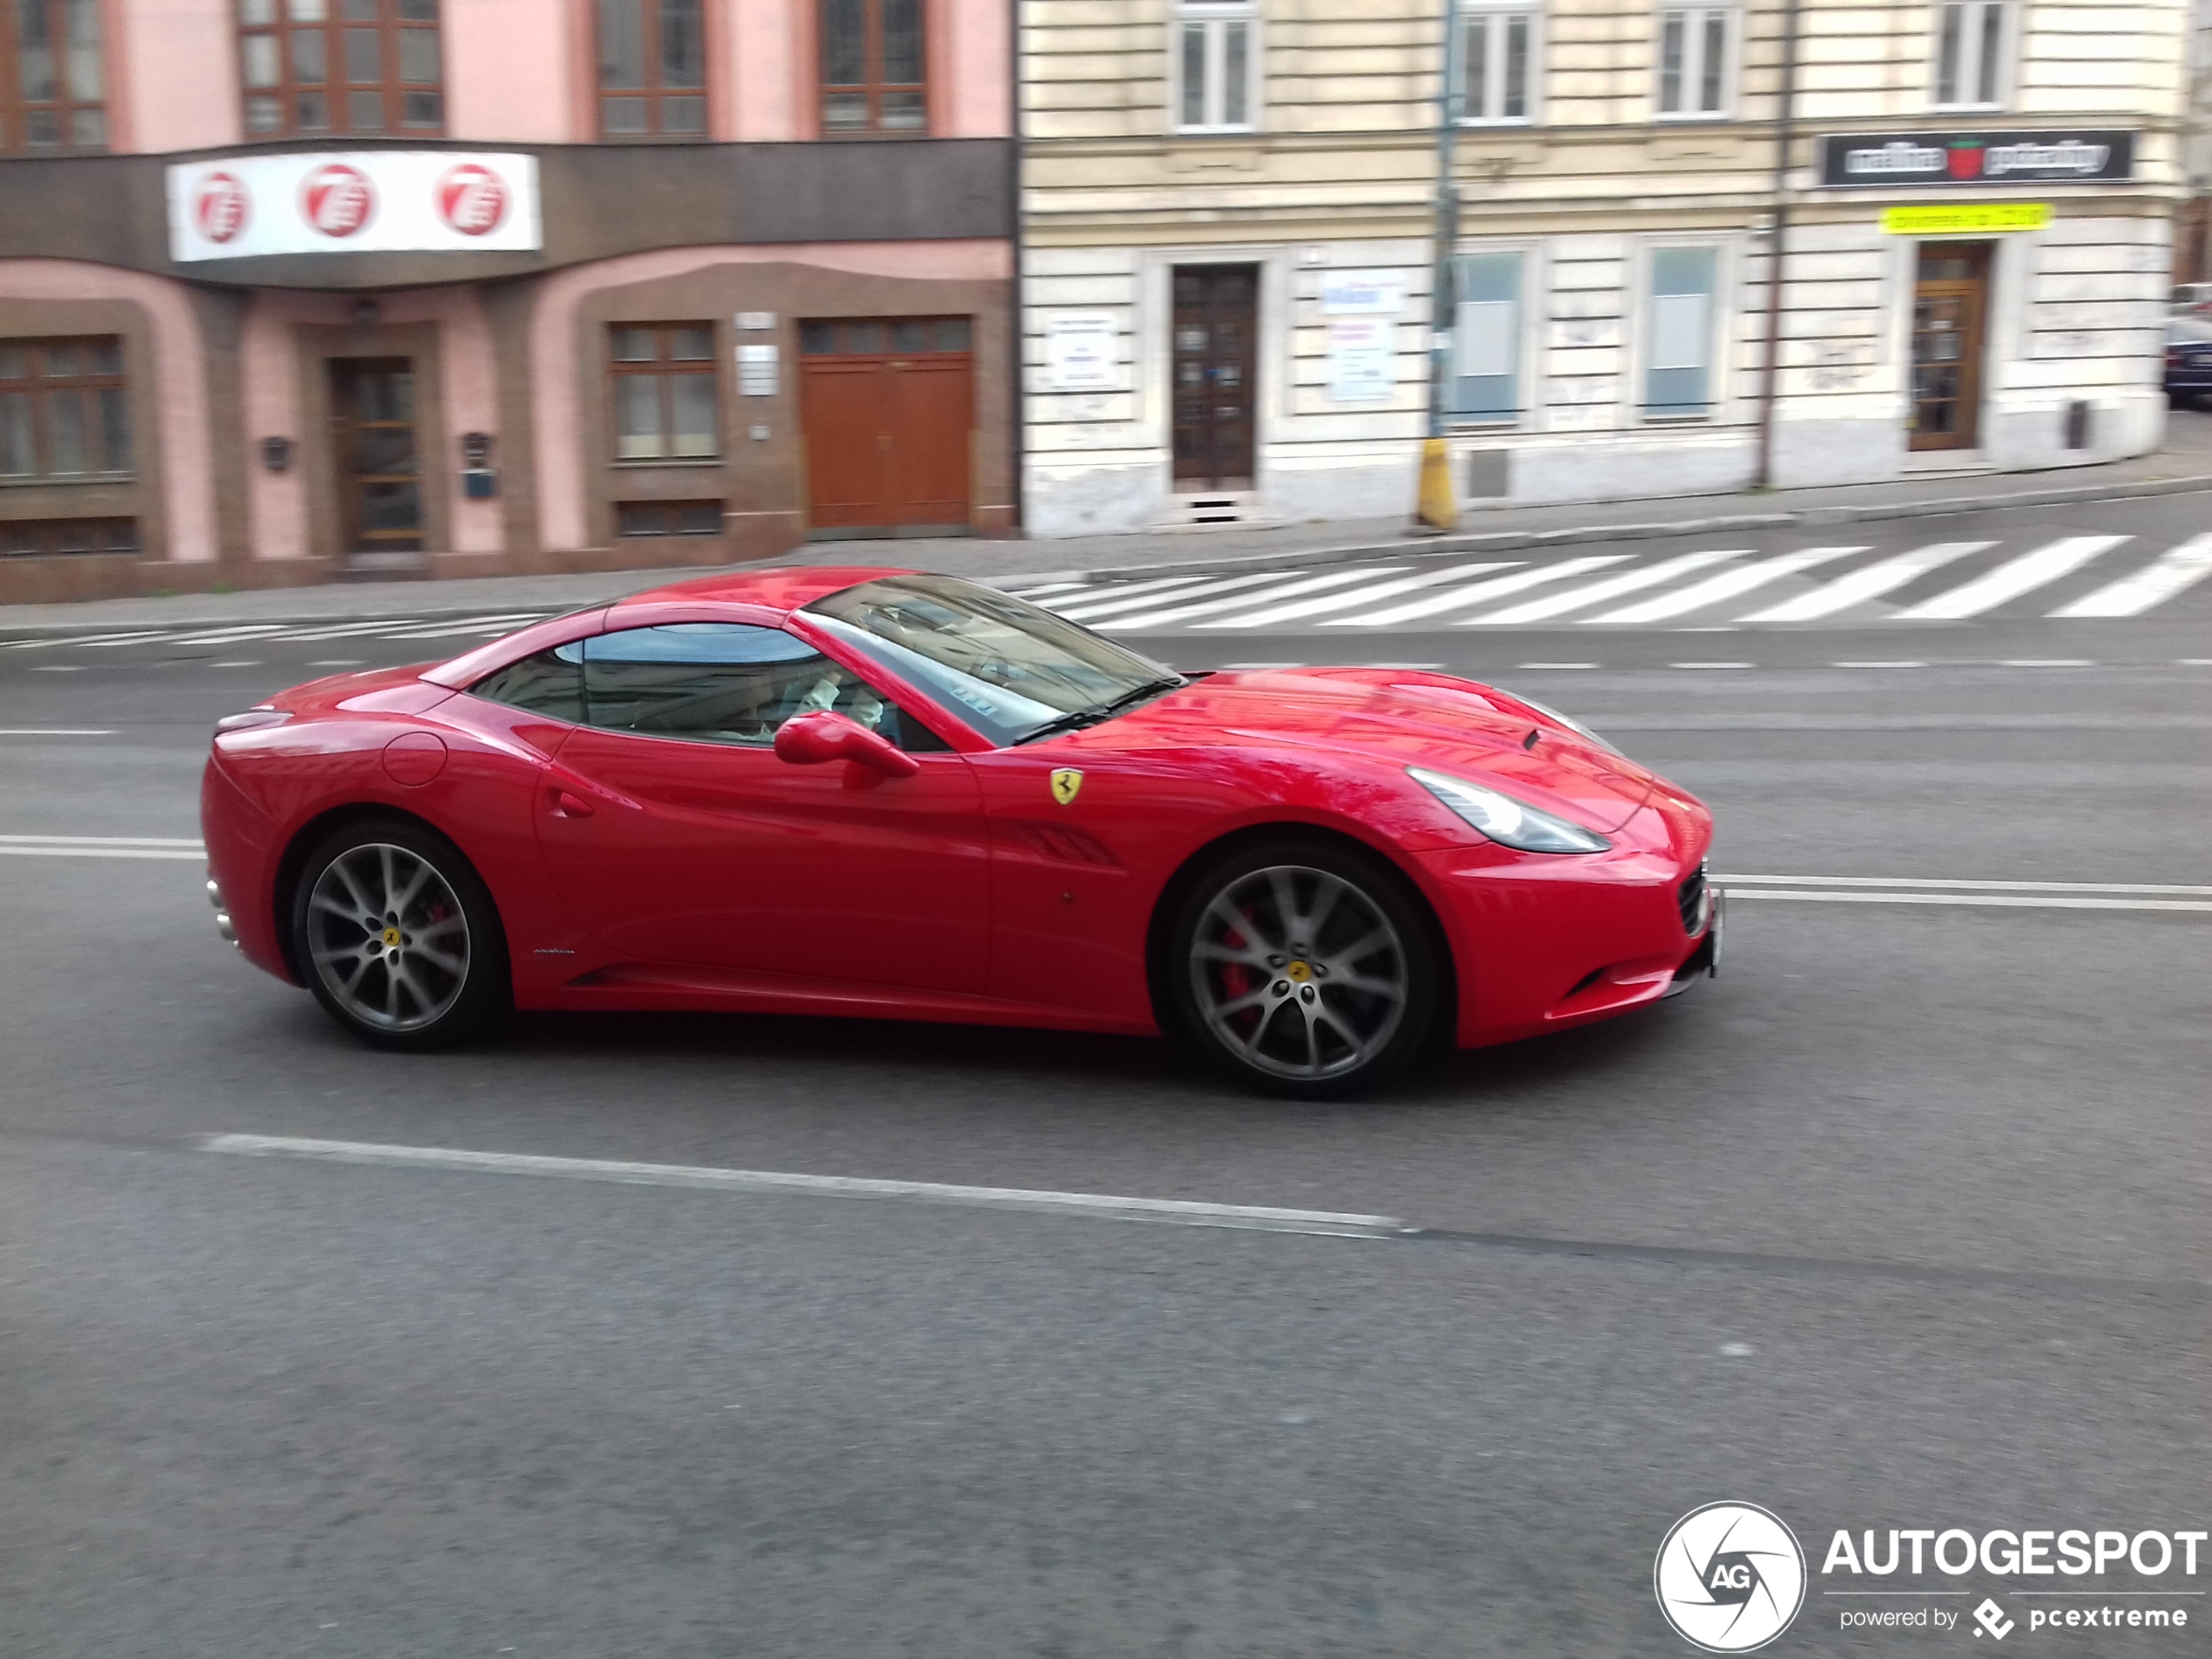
[305,842,471,1033]
[1187,864,1409,1081]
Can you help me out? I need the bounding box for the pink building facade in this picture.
[0,0,1014,601]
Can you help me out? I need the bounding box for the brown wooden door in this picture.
[329,358,423,556]
[799,318,974,535]
[1171,265,1258,489]
[1909,245,1991,452]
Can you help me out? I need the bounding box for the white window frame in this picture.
[1445,243,1541,428]
[1455,1,1542,128]
[1171,3,1260,135]
[1931,0,2010,110]
[1634,239,1732,423]
[1653,3,1737,120]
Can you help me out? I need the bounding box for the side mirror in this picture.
[773,710,921,778]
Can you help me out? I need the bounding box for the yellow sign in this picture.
[1049,768,1083,806]
[1881,203,2052,235]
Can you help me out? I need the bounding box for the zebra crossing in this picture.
[1004,531,2212,634]
[0,611,557,652]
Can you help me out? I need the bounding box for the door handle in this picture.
[550,788,595,819]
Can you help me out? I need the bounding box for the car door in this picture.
[528,621,990,994]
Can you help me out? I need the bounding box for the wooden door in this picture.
[329,359,423,555]
[1171,265,1258,489]
[1909,245,1991,452]
[799,318,974,535]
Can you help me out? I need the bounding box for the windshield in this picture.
[804,574,1177,746]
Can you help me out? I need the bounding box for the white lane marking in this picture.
[1195,562,1521,630]
[1714,873,2212,895]
[263,619,433,641]
[154,624,299,645]
[199,1135,1410,1239]
[1728,890,2212,914]
[28,664,85,671]
[1103,567,1414,631]
[374,612,556,640]
[1043,574,1231,618]
[1583,545,1867,624]
[3,630,172,651]
[2049,535,2212,617]
[1739,541,1991,623]
[1322,555,1633,629]
[0,845,206,860]
[1001,580,1088,599]
[209,661,261,669]
[0,728,117,736]
[1461,549,1746,626]
[307,659,365,667]
[1897,535,2128,620]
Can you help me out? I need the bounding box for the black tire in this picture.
[289,817,509,1051]
[1165,837,1446,1099]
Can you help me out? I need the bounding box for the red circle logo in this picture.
[435,163,509,237]
[194,172,251,244]
[301,163,375,239]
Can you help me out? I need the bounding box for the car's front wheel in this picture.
[291,819,508,1050]
[1168,840,1445,1098]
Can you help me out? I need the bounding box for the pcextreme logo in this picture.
[1656,1503,1809,1652]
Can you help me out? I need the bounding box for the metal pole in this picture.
[1752,0,1802,490]
[1416,0,1463,529]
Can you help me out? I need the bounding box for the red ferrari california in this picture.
[201,568,1717,1096]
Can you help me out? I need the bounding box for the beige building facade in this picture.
[1018,0,2188,537]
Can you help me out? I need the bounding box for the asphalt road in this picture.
[2,490,2208,1656]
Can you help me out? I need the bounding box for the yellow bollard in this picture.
[1414,437,1458,532]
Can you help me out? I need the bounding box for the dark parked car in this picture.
[2167,318,2212,406]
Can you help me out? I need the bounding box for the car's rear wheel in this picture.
[291,819,507,1050]
[1169,840,1444,1098]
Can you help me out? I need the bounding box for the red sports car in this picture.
[201,568,1718,1096]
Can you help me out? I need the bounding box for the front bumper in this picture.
[1412,795,1716,1048]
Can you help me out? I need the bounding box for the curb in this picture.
[1007,471,2212,587]
[4,469,2209,636]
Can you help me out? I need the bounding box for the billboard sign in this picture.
[167,152,542,261]
[1817,132,2134,189]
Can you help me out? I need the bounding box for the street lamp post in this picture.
[1417,0,1464,531]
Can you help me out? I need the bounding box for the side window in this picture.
[481,623,948,750]
[470,641,584,720]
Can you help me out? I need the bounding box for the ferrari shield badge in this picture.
[1049,768,1084,806]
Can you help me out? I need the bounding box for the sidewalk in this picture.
[7,411,2209,632]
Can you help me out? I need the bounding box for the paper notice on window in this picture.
[1455,300,1516,378]
[1044,315,1119,391]
[1650,292,1710,372]
[1327,319,1397,402]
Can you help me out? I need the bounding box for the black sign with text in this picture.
[1817,131,2136,188]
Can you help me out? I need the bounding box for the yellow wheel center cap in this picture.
[381,927,402,948]
[1285,960,1312,983]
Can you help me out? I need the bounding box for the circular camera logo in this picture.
[1655,1502,1806,1653]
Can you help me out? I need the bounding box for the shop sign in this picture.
[1320,272,1405,315]
[166,152,542,261]
[1326,319,1396,402]
[1818,131,2134,189]
[1043,315,1118,392]
[1880,202,2053,234]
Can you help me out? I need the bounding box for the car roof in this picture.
[610,565,917,618]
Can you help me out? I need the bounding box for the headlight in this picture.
[1407,766,1612,853]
